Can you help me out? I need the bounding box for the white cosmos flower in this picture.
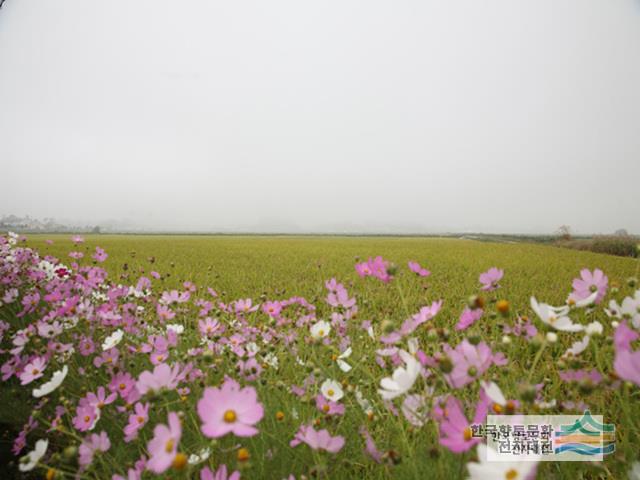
[562,320,603,357]
[567,290,599,308]
[188,447,211,465]
[166,324,184,335]
[606,293,640,328]
[336,347,352,372]
[563,336,590,357]
[33,365,68,398]
[530,297,584,332]
[320,379,344,402]
[467,443,538,480]
[585,320,603,336]
[102,329,123,350]
[310,320,331,339]
[19,439,48,472]
[378,350,420,400]
[480,381,507,406]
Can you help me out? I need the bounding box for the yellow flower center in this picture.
[172,452,187,470]
[84,415,91,423]
[119,383,126,390]
[237,447,250,462]
[32,368,39,375]
[322,404,330,413]
[224,410,237,423]
[463,426,473,441]
[505,469,518,480]
[137,416,145,424]
[165,438,175,453]
[318,329,325,336]
[327,389,334,397]
[492,403,503,414]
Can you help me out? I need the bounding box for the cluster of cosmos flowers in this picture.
[1,231,639,479]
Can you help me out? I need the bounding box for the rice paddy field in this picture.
[2,234,639,479]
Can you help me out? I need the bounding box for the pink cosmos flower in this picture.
[20,357,47,385]
[479,267,504,291]
[359,426,383,463]
[92,247,108,263]
[71,235,84,244]
[124,402,150,442]
[198,317,222,338]
[147,412,181,474]
[137,363,182,394]
[455,308,483,331]
[434,396,488,453]
[109,372,136,399]
[197,378,264,438]
[613,321,640,387]
[79,431,110,469]
[72,405,99,432]
[201,465,241,480]
[262,301,282,318]
[443,340,502,389]
[290,424,345,453]
[355,256,393,283]
[315,394,345,416]
[408,261,430,277]
[570,268,608,305]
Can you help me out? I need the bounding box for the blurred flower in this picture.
[147,412,181,474]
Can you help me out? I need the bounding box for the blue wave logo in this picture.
[554,411,615,456]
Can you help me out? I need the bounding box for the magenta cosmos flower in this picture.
[479,267,504,291]
[147,412,182,474]
[290,424,345,453]
[408,261,430,277]
[197,378,264,438]
[571,268,608,305]
[434,395,488,453]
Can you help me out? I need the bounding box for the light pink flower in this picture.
[408,261,430,277]
[479,267,504,291]
[137,363,181,394]
[20,357,47,385]
[570,268,608,305]
[147,412,181,474]
[455,308,483,331]
[79,431,110,469]
[434,396,488,453]
[200,465,241,480]
[197,378,264,438]
[290,424,345,453]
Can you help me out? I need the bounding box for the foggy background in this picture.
[1,1,639,234]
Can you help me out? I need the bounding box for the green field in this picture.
[3,234,639,479]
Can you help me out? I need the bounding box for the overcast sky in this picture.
[1,1,639,234]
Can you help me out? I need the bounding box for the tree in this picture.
[556,225,572,241]
[614,228,629,237]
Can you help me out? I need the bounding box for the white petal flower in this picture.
[530,297,584,332]
[585,321,603,336]
[480,381,507,406]
[378,350,420,400]
[336,347,352,372]
[19,439,48,472]
[563,335,590,357]
[166,324,184,335]
[467,443,538,480]
[320,379,344,402]
[188,447,211,465]
[33,365,68,398]
[310,321,331,339]
[102,329,123,350]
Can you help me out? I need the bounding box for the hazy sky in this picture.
[1,1,639,234]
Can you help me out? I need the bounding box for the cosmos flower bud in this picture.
[518,383,537,403]
[439,356,453,374]
[467,295,485,309]
[62,445,78,462]
[386,263,398,276]
[496,300,509,315]
[381,320,396,334]
[627,277,638,288]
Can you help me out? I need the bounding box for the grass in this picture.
[2,234,639,479]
